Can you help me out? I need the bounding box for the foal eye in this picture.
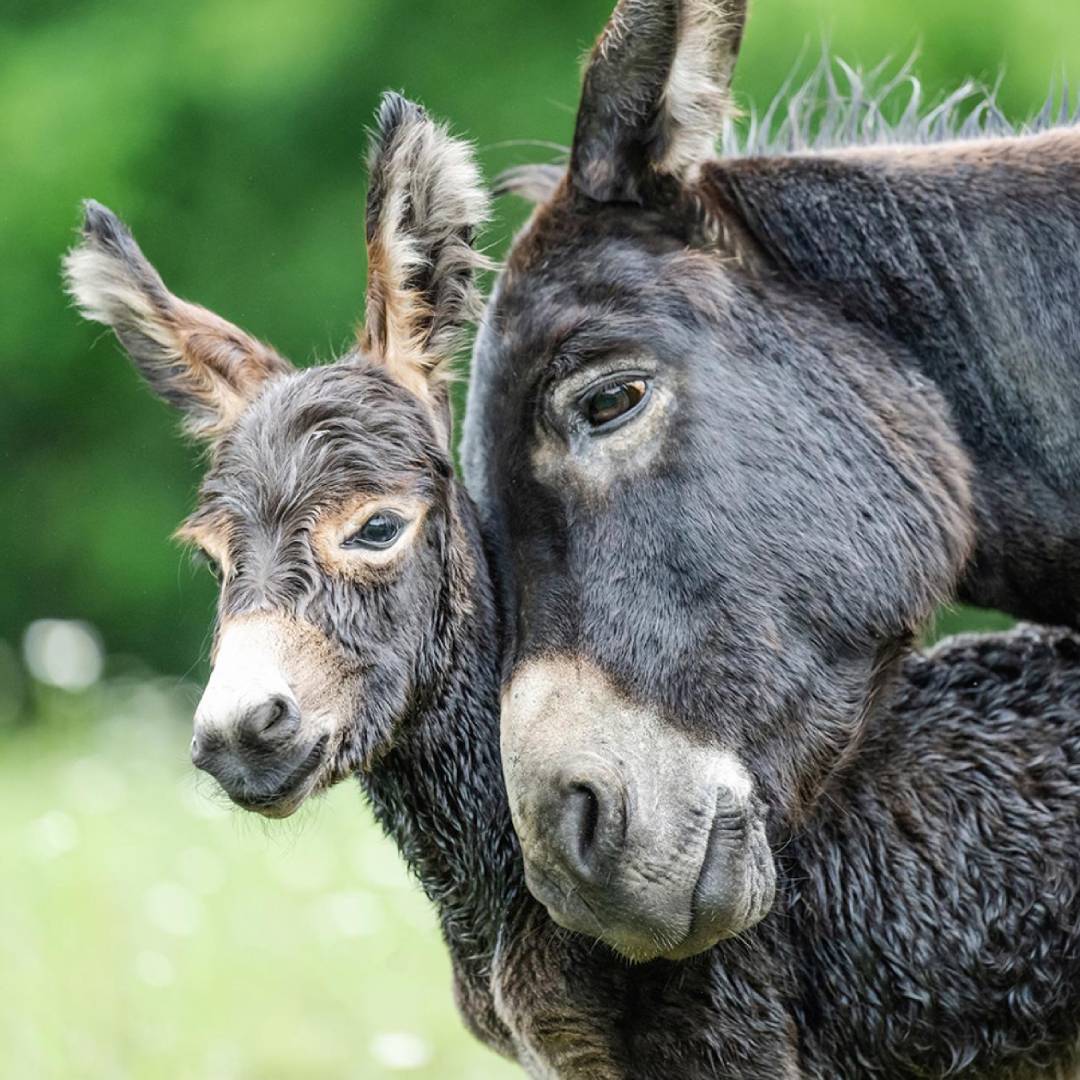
[197,550,223,584]
[343,511,407,551]
[582,379,649,431]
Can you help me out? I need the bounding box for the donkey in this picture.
[462,0,1080,964]
[64,91,1080,1080]
[61,95,640,1077]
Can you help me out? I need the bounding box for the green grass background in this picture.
[3,0,1078,1076]
[1,679,519,1079]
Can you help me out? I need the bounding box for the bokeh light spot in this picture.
[369,1032,432,1071]
[23,620,104,692]
[135,950,175,988]
[28,810,79,859]
[144,881,202,937]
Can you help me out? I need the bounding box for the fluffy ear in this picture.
[62,201,292,440]
[571,0,748,204]
[360,93,490,407]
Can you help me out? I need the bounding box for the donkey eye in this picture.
[582,379,649,431]
[343,512,407,551]
[196,550,223,584]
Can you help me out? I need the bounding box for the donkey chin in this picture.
[502,657,777,962]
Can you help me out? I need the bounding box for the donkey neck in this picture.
[706,127,1080,624]
[358,487,521,958]
[777,626,1080,1077]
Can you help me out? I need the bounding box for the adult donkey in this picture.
[65,89,1080,1080]
[463,0,1080,962]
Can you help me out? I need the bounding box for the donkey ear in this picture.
[571,0,747,203]
[360,93,490,406]
[62,201,292,440]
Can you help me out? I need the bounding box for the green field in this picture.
[0,676,519,1080]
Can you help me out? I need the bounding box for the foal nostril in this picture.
[259,695,297,736]
[547,773,626,884]
[238,694,300,750]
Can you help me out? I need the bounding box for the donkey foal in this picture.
[63,94,629,1076]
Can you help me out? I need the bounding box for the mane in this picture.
[496,55,1080,200]
[722,54,1079,156]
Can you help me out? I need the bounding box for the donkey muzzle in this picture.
[191,693,325,817]
[192,615,341,817]
[502,655,776,961]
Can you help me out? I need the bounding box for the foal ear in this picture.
[62,201,292,440]
[360,93,490,408]
[571,0,747,203]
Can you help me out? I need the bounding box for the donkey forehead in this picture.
[205,363,442,512]
[506,209,687,313]
[506,191,687,275]
[486,239,721,391]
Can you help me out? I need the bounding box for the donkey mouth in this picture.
[231,734,330,818]
[662,810,776,960]
[544,798,775,963]
[522,803,776,964]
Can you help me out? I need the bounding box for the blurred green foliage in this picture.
[5,0,1079,675]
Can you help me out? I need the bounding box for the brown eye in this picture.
[583,379,649,430]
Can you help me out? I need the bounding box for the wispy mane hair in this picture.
[496,54,1080,202]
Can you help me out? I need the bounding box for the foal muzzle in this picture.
[192,614,346,817]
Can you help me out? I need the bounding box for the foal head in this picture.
[65,95,488,817]
[464,0,974,960]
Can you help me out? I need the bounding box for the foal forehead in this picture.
[208,363,440,508]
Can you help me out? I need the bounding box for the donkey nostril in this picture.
[262,696,289,734]
[241,694,300,747]
[551,775,626,884]
[568,783,600,864]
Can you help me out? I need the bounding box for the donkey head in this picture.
[65,95,488,818]
[463,0,974,960]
